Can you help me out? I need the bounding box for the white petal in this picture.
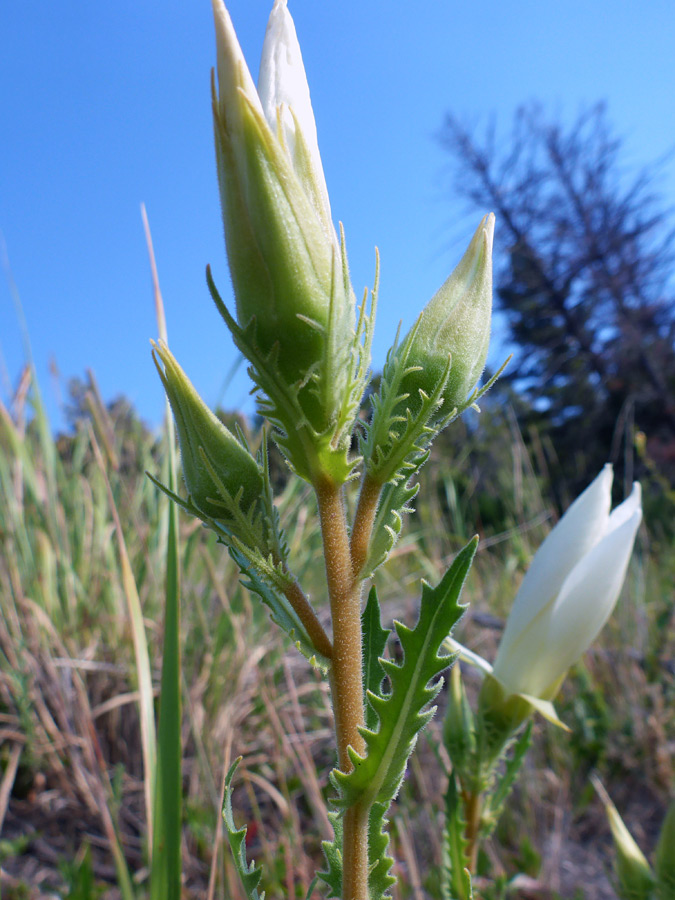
[605,481,642,536]
[258,0,332,225]
[513,505,640,697]
[496,465,613,660]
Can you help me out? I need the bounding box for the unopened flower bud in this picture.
[492,466,642,701]
[401,213,494,420]
[153,341,263,523]
[211,0,354,433]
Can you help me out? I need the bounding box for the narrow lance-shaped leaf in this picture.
[332,537,477,809]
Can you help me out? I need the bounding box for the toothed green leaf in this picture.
[222,759,265,900]
[333,538,476,810]
[228,545,329,672]
[441,773,472,900]
[360,475,421,579]
[319,803,396,900]
[319,811,343,899]
[362,586,390,731]
[368,801,397,900]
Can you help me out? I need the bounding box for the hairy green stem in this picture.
[315,477,368,900]
[463,788,483,873]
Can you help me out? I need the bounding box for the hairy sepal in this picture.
[332,538,477,810]
[362,320,454,487]
[147,423,286,564]
[223,758,265,900]
[207,265,374,487]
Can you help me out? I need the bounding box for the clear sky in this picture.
[1,1,674,433]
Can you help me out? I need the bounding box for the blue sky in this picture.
[1,1,674,432]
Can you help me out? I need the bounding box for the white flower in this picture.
[491,464,642,700]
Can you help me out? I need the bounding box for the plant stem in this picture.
[464,789,483,873]
[350,473,382,579]
[282,576,333,661]
[315,476,368,900]
[342,804,370,900]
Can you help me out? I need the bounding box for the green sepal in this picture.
[360,475,422,579]
[361,586,390,731]
[655,798,675,900]
[332,538,477,810]
[441,772,472,900]
[207,264,373,488]
[229,544,329,672]
[147,423,287,566]
[362,321,454,488]
[222,758,265,900]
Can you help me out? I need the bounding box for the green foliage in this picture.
[655,799,675,900]
[367,801,397,900]
[361,586,390,730]
[332,537,476,810]
[223,758,265,900]
[361,475,421,579]
[361,322,452,488]
[441,773,472,900]
[229,546,329,670]
[320,811,343,899]
[483,722,533,835]
[58,844,104,900]
[150,389,182,900]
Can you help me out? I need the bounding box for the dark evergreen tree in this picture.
[439,103,675,497]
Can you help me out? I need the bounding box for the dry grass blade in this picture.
[88,423,157,850]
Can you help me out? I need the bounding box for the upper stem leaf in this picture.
[332,537,477,809]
